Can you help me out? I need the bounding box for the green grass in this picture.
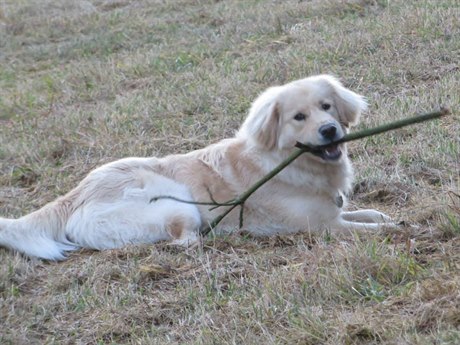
[0,0,459,344]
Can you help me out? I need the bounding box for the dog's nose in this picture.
[319,123,337,140]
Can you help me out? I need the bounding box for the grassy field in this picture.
[0,0,459,344]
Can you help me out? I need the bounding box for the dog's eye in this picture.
[321,103,331,111]
[293,113,306,121]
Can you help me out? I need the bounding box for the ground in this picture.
[0,0,459,344]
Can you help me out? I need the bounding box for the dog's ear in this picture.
[323,76,367,127]
[255,102,280,149]
[237,87,281,150]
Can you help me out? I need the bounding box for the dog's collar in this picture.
[335,194,344,208]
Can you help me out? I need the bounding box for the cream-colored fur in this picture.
[0,75,394,260]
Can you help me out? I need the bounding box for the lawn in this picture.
[0,0,459,344]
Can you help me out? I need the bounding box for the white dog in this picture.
[0,75,394,260]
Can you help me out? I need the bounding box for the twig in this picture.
[149,195,236,207]
[295,107,451,150]
[151,108,451,237]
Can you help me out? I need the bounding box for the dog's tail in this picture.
[0,201,78,260]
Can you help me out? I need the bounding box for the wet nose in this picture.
[319,123,337,140]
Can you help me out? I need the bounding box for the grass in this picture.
[0,0,459,343]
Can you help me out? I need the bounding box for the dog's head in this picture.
[237,75,367,162]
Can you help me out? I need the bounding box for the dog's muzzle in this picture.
[310,143,343,161]
[311,123,343,161]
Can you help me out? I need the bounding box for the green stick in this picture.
[151,108,451,237]
[200,108,450,236]
[295,107,451,150]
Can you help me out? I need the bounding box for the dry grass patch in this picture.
[1,0,459,343]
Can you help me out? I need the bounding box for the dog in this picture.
[0,75,395,260]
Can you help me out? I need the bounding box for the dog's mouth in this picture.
[310,144,342,161]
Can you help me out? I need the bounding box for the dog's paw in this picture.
[170,232,201,248]
[375,212,393,224]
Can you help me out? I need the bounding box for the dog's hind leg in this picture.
[165,215,201,247]
[65,175,202,250]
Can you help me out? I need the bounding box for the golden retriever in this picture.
[0,75,394,260]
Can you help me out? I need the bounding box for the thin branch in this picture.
[295,107,451,150]
[150,195,237,207]
[239,204,245,229]
[150,108,451,237]
[202,108,450,235]
[200,148,307,236]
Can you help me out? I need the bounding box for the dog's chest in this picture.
[211,184,342,235]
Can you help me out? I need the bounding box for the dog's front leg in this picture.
[330,210,399,233]
[341,209,393,224]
